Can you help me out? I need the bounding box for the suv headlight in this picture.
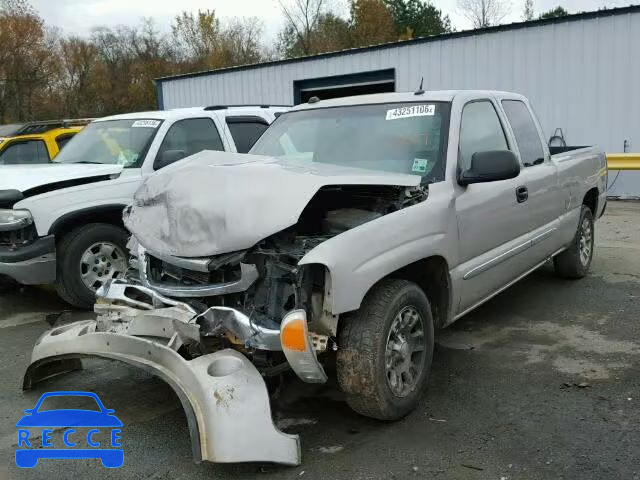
[0,209,33,231]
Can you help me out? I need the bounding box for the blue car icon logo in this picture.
[16,391,123,468]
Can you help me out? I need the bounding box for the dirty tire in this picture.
[55,223,129,309]
[337,279,434,421]
[554,206,594,279]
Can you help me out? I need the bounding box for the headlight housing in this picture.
[0,209,33,231]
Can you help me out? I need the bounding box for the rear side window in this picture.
[502,100,545,167]
[226,116,269,153]
[458,101,508,171]
[155,118,224,168]
[0,140,49,164]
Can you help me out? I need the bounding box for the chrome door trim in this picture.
[463,240,530,280]
[531,227,557,246]
[463,227,557,280]
[455,246,565,321]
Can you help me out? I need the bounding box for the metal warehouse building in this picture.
[156,5,640,197]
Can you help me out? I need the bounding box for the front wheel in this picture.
[554,206,594,279]
[56,223,129,309]
[337,279,434,421]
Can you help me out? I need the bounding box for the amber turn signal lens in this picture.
[281,317,307,352]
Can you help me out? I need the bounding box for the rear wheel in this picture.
[554,206,594,279]
[337,279,434,420]
[56,223,129,309]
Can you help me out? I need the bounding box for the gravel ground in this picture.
[0,200,638,480]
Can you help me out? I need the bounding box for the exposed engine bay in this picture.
[133,184,428,352]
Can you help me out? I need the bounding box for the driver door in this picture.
[454,100,531,314]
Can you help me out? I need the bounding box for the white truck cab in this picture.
[0,105,288,307]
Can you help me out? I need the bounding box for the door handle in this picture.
[516,185,528,203]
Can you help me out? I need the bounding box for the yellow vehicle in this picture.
[0,119,92,165]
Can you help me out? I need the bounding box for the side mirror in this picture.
[154,149,186,170]
[458,150,520,186]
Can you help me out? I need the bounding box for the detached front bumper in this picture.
[24,320,302,465]
[21,280,334,466]
[0,235,56,284]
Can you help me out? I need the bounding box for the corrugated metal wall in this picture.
[160,9,640,196]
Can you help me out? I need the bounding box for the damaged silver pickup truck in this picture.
[23,91,607,466]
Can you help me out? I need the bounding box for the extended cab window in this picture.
[502,100,545,167]
[459,101,508,171]
[0,140,49,164]
[226,116,269,154]
[155,118,224,169]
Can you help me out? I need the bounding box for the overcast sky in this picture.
[30,0,635,41]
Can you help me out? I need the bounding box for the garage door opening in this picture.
[294,69,395,105]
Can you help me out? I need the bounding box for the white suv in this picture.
[0,105,287,307]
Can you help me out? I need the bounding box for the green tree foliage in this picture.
[350,0,396,47]
[539,6,569,20]
[278,0,453,57]
[383,0,453,39]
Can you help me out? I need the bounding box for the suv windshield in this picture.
[54,119,162,168]
[250,102,451,182]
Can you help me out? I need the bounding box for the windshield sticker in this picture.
[412,158,429,173]
[386,105,435,120]
[117,151,139,166]
[131,120,161,128]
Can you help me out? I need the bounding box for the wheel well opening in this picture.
[389,256,451,329]
[583,188,599,214]
[50,206,126,237]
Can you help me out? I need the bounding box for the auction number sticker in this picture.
[132,120,161,128]
[386,104,435,120]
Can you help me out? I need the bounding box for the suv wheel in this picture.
[56,223,129,309]
[337,279,434,420]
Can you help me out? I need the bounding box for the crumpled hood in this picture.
[0,163,124,193]
[125,150,421,258]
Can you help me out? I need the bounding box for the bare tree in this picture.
[523,0,534,21]
[219,17,265,66]
[278,0,328,56]
[458,0,510,28]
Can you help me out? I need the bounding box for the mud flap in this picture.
[23,321,301,466]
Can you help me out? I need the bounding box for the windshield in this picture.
[54,119,162,167]
[250,102,451,182]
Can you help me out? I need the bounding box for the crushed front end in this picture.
[24,281,302,465]
[23,178,427,466]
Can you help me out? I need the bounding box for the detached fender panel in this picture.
[24,321,301,466]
